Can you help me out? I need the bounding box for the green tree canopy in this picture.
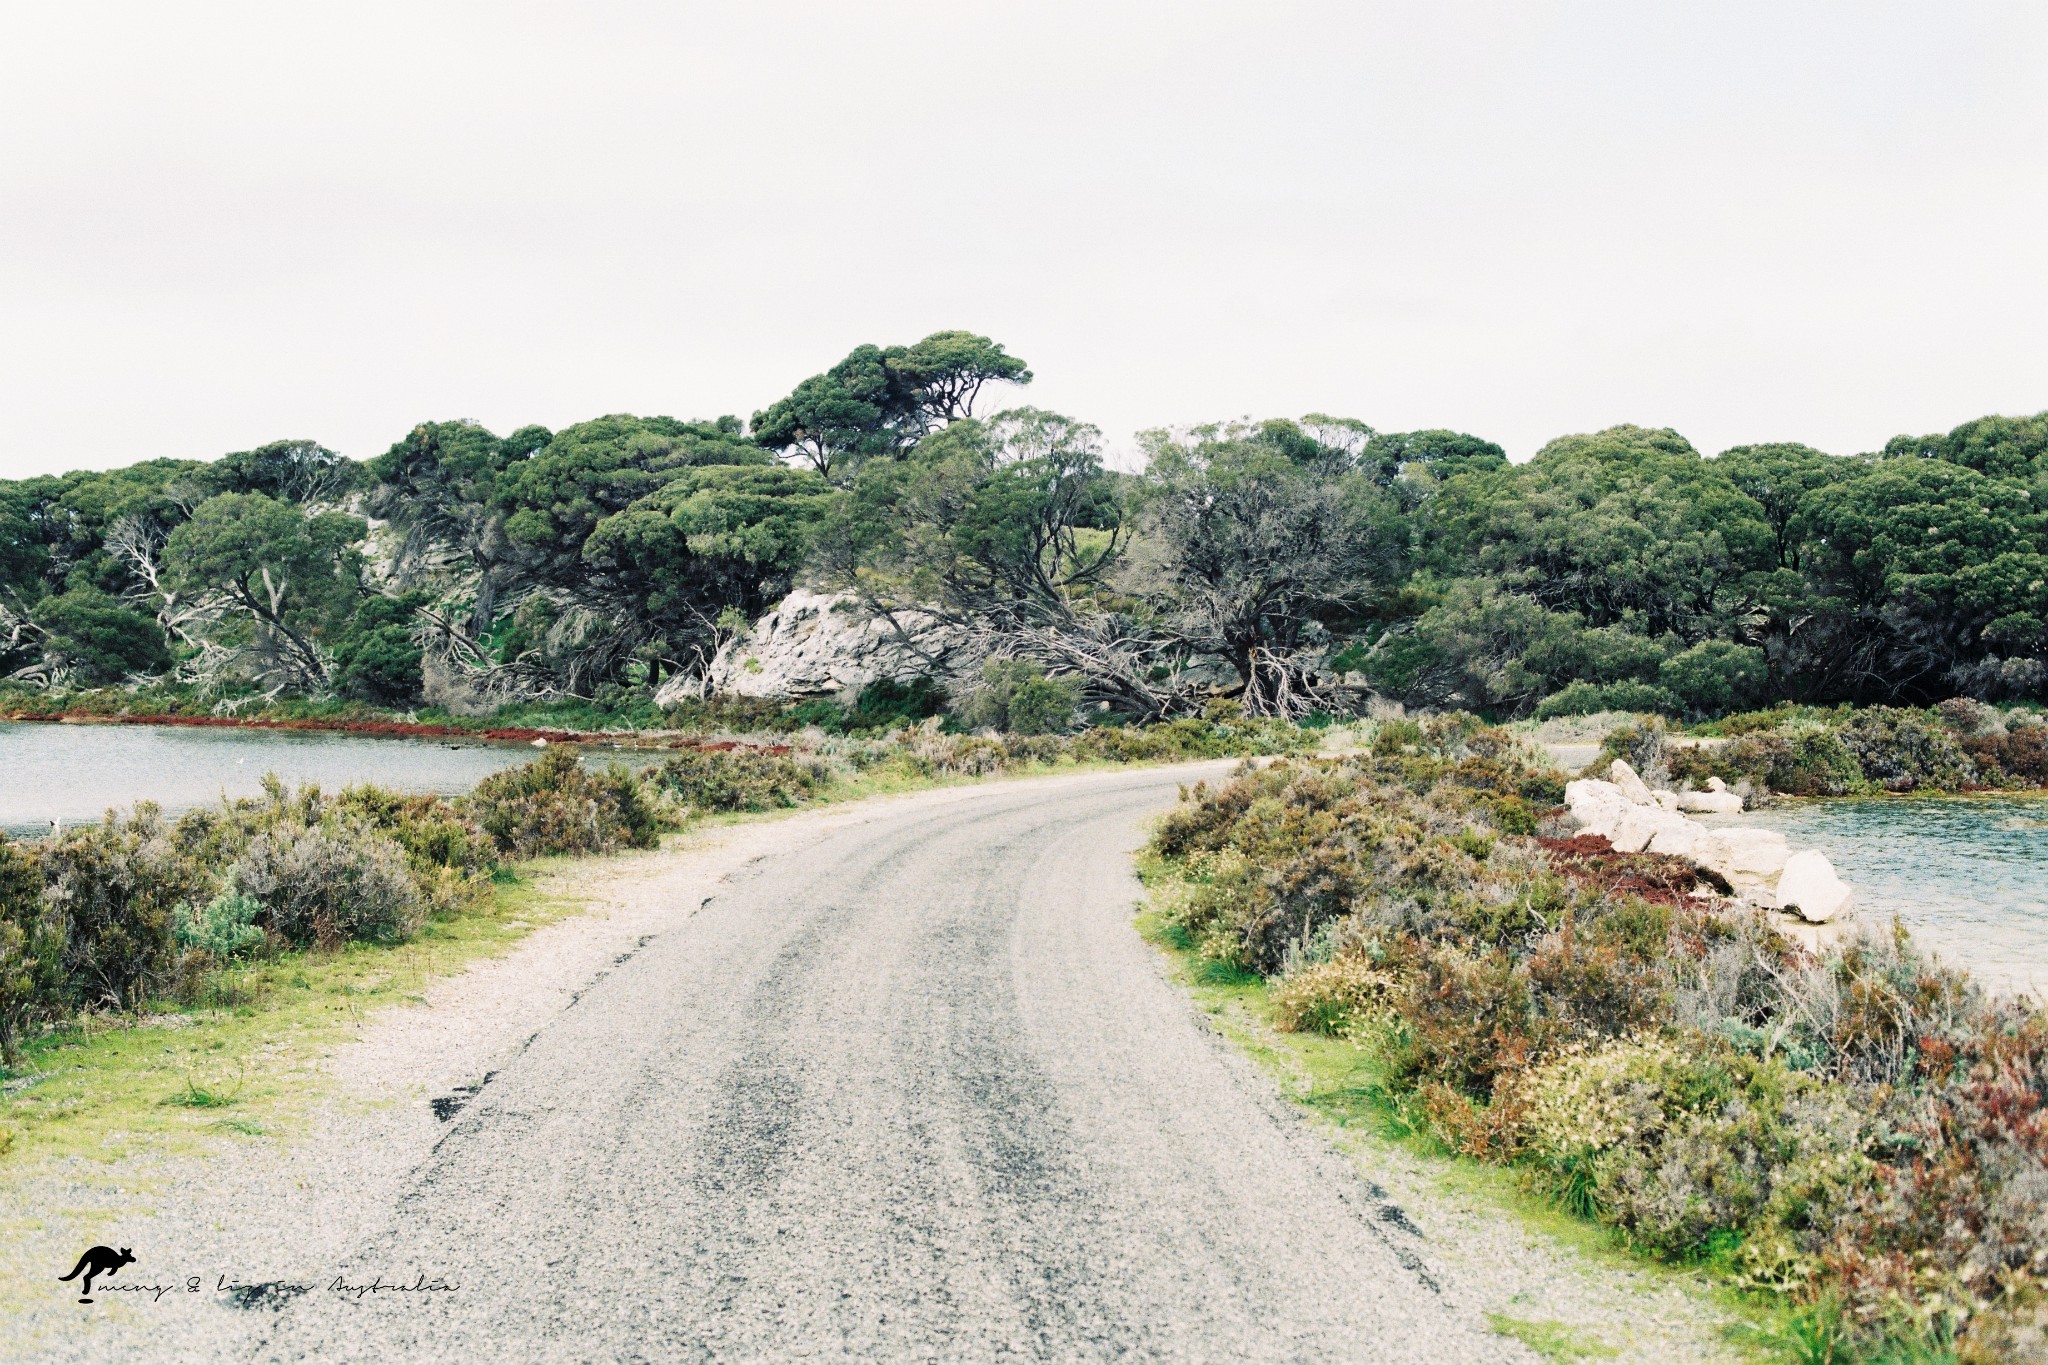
[580,464,835,679]
[162,493,367,689]
[1133,418,1408,715]
[31,588,172,685]
[751,331,1031,480]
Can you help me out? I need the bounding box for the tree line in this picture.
[3,328,2045,722]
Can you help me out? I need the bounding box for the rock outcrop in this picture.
[1562,759,1851,926]
[1609,758,1657,805]
[1774,849,1853,923]
[656,590,978,705]
[1697,828,1791,902]
[1677,775,1746,814]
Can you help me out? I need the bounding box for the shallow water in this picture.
[0,721,546,838]
[1707,796,2048,1000]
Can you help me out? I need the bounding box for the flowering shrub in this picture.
[1148,725,2048,1360]
[1270,953,1397,1037]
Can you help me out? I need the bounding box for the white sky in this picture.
[3,2,2045,478]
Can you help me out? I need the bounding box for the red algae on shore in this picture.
[1,710,790,753]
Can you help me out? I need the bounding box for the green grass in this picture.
[1486,1313,1620,1362]
[0,866,584,1172]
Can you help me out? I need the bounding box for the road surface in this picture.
[40,765,1528,1363]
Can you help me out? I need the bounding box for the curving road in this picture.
[129,766,1523,1361]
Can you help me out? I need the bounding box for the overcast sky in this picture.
[2,2,2044,479]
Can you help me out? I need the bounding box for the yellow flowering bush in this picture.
[1522,1034,1691,1163]
[1271,954,1398,1037]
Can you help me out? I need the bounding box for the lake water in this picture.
[1709,796,2048,1000]
[0,721,547,838]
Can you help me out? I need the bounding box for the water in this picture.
[1708,796,2048,1000]
[0,721,548,838]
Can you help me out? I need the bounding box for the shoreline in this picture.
[0,709,784,752]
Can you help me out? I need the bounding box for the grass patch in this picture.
[1486,1313,1620,1363]
[0,865,583,1172]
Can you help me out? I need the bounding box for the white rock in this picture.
[1677,788,1745,814]
[1705,775,1728,792]
[1565,779,1632,841]
[1606,797,1690,853]
[1644,812,1706,860]
[656,590,977,705]
[1775,849,1854,923]
[1654,790,1680,811]
[1568,778,1706,854]
[1609,759,1657,805]
[1698,828,1791,901]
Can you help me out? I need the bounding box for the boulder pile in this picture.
[1564,760,1854,927]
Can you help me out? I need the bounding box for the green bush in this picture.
[230,817,423,947]
[331,592,428,705]
[655,747,827,812]
[962,660,1082,735]
[1671,726,1868,797]
[1836,707,1976,792]
[464,748,667,858]
[1534,680,1682,720]
[1658,640,1767,714]
[39,810,212,1010]
[847,677,949,730]
[335,785,497,910]
[31,589,173,685]
[174,891,265,961]
[0,840,65,1066]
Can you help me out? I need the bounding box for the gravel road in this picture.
[17,764,1532,1363]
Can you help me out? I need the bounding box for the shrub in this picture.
[1271,953,1395,1036]
[39,809,212,1010]
[962,660,1082,735]
[1535,680,1683,721]
[1837,708,1976,792]
[655,747,827,812]
[845,676,949,730]
[335,785,498,897]
[0,840,65,1066]
[331,592,428,705]
[1672,726,1868,797]
[1658,640,1767,715]
[230,817,423,947]
[465,749,667,858]
[174,891,265,961]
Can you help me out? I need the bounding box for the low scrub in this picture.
[230,816,423,948]
[1148,724,2047,1362]
[465,748,666,858]
[0,770,527,1065]
[654,746,828,813]
[1671,700,2048,797]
